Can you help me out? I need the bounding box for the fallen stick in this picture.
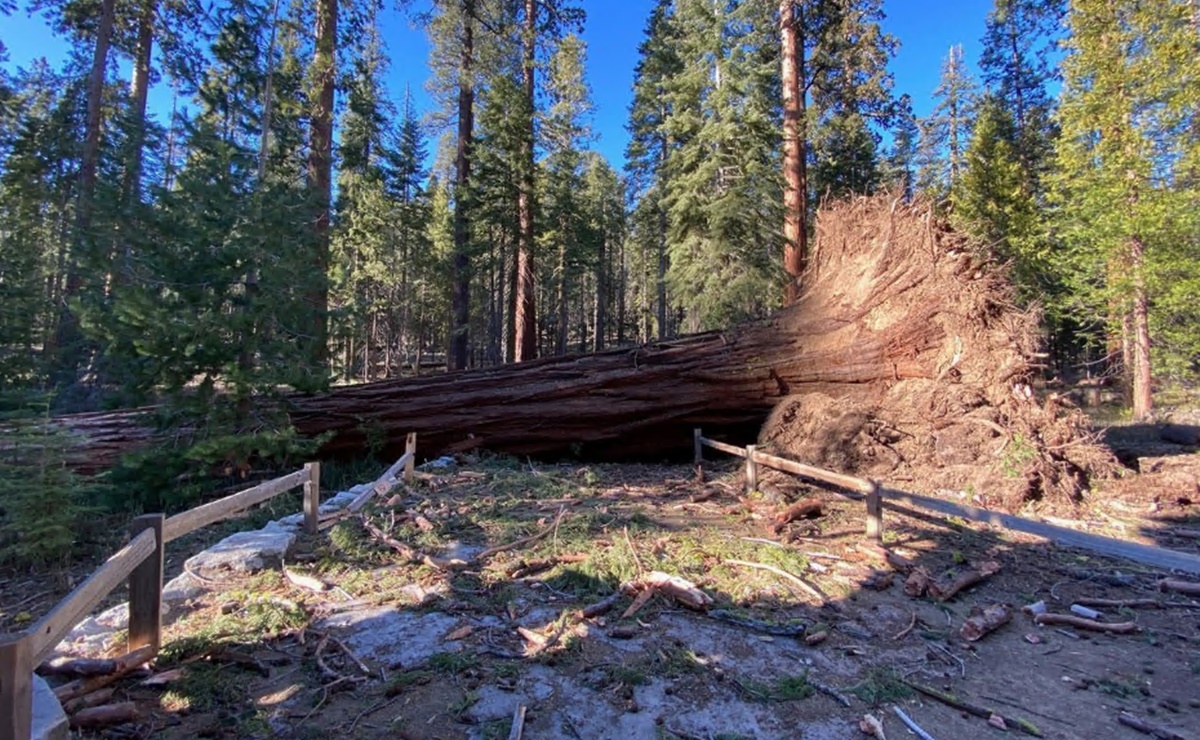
[892,707,936,740]
[1033,612,1141,634]
[857,544,914,572]
[508,704,527,740]
[725,559,826,605]
[928,561,1001,601]
[771,498,824,534]
[1158,579,1200,597]
[579,586,633,619]
[475,508,568,562]
[53,645,158,703]
[960,603,1013,642]
[331,636,372,676]
[68,702,139,729]
[38,656,128,678]
[1117,711,1188,740]
[1072,598,1168,610]
[905,682,1042,737]
[620,586,657,619]
[358,516,419,561]
[892,611,918,641]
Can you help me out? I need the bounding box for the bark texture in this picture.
[779,0,807,304]
[49,196,1116,506]
[306,0,337,368]
[450,0,475,371]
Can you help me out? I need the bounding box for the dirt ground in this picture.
[15,426,1198,740]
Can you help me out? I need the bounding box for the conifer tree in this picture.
[917,44,978,200]
[1053,0,1200,418]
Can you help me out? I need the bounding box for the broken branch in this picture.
[1033,613,1141,634]
[960,603,1013,642]
[905,681,1042,737]
[725,559,826,605]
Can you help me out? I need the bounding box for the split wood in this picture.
[1158,578,1200,597]
[905,681,1042,737]
[860,713,887,739]
[724,558,827,605]
[508,704,527,740]
[1118,711,1188,740]
[61,687,115,714]
[771,498,824,534]
[960,603,1013,642]
[1033,612,1140,634]
[68,702,139,730]
[53,645,157,703]
[284,566,330,593]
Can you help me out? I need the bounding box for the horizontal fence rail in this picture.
[0,442,383,740]
[694,429,1200,576]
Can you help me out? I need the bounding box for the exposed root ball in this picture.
[758,195,1118,510]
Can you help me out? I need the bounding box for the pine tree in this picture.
[979,0,1062,188]
[661,0,781,332]
[1053,0,1200,418]
[625,0,680,338]
[953,94,1045,300]
[917,44,978,201]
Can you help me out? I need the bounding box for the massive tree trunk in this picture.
[450,0,475,371]
[514,0,538,362]
[49,196,1115,507]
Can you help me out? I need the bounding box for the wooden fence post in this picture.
[128,514,165,655]
[404,433,416,485]
[304,462,321,535]
[693,429,704,482]
[865,480,883,543]
[745,445,758,494]
[0,634,33,740]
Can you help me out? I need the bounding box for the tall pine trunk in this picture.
[514,0,538,362]
[780,0,807,304]
[307,0,337,371]
[450,0,475,371]
[1129,236,1152,420]
[52,0,116,386]
[594,231,607,351]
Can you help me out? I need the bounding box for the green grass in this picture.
[849,667,913,705]
[735,673,814,702]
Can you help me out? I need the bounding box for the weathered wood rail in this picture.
[0,437,415,740]
[694,429,1200,576]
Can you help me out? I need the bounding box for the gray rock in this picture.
[319,490,358,512]
[163,571,208,603]
[185,527,295,577]
[317,608,461,668]
[32,675,69,740]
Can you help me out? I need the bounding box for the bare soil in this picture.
[16,439,1197,740]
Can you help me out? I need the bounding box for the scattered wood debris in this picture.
[771,497,824,534]
[68,702,139,730]
[1118,711,1188,740]
[1033,612,1141,634]
[1158,578,1200,597]
[960,603,1013,642]
[905,681,1043,737]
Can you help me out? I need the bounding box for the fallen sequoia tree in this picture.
[52,195,1116,507]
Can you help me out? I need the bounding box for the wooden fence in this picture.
[694,429,1200,576]
[0,454,337,740]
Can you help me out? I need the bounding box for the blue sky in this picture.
[1,0,997,168]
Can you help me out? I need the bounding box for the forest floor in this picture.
[4,409,1200,740]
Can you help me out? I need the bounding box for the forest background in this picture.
[0,0,1197,566]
